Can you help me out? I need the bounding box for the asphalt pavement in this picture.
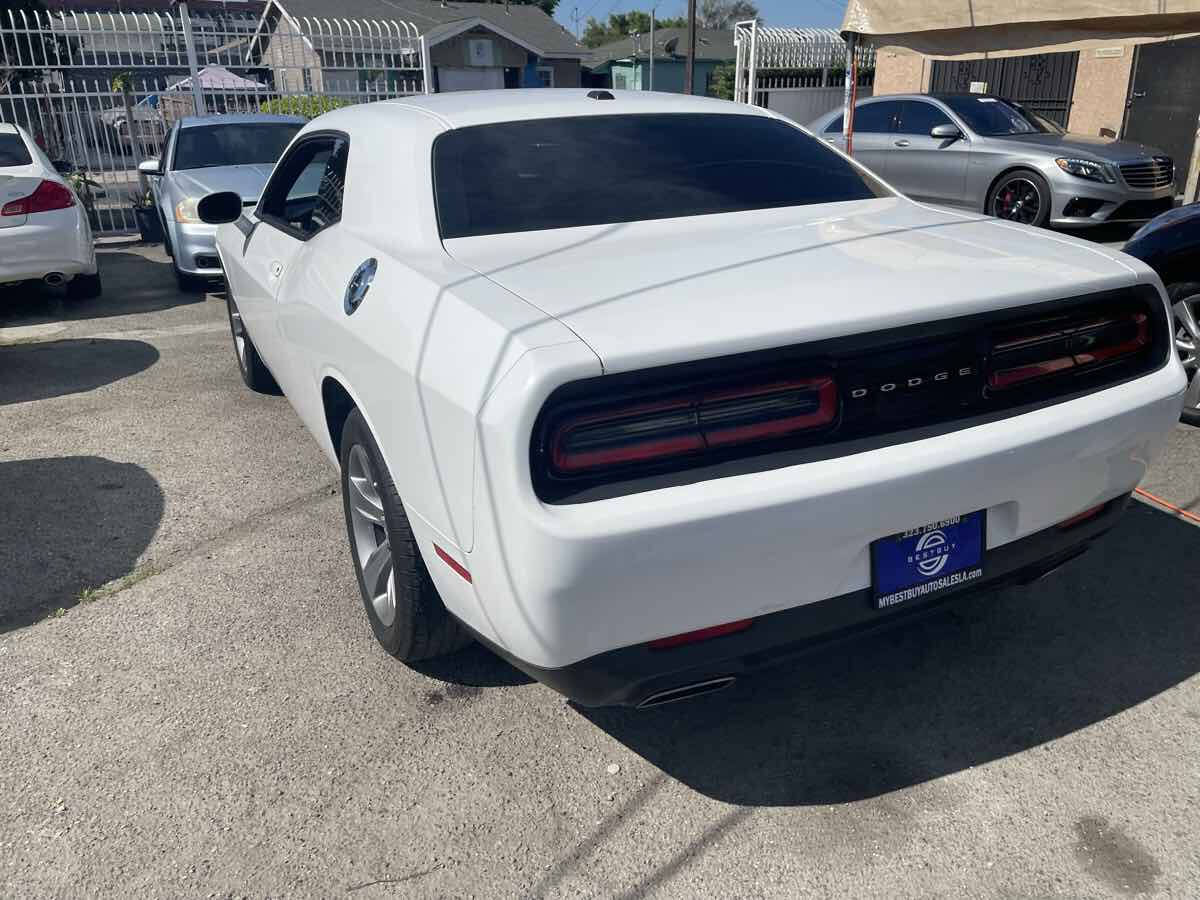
[2,242,1199,898]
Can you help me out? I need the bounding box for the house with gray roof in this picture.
[252,0,589,93]
[586,28,734,95]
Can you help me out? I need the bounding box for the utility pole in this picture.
[571,6,580,40]
[648,6,655,92]
[683,0,696,94]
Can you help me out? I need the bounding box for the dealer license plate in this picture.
[871,511,985,609]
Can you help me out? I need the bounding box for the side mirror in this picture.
[52,159,75,175]
[197,191,243,225]
[931,123,963,141]
[137,158,161,176]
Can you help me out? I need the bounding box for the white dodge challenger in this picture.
[198,90,1185,708]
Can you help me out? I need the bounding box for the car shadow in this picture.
[577,501,1200,806]
[0,456,164,632]
[408,642,535,688]
[0,249,211,326]
[0,338,159,406]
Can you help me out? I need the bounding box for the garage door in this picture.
[437,67,505,92]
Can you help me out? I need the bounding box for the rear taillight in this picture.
[0,179,75,217]
[549,376,837,476]
[988,310,1149,391]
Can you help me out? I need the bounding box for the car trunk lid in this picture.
[0,168,42,228]
[442,198,1139,374]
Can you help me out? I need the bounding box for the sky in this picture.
[553,0,847,37]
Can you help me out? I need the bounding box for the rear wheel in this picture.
[1169,282,1200,426]
[225,292,279,394]
[987,169,1052,228]
[67,271,102,300]
[340,408,471,661]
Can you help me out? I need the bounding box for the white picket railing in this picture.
[0,7,425,234]
[733,21,875,121]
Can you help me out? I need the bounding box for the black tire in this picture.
[175,264,207,293]
[225,292,280,394]
[1168,282,1200,427]
[66,271,102,299]
[339,408,471,661]
[987,169,1052,228]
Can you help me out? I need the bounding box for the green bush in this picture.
[258,95,349,119]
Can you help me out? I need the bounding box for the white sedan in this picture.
[0,123,100,298]
[198,90,1185,708]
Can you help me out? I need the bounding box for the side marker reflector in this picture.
[649,618,754,650]
[434,544,472,583]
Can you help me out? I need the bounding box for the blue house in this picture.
[585,28,735,96]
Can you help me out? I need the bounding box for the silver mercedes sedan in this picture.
[810,93,1176,229]
[139,114,304,291]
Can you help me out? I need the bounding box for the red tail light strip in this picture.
[989,312,1149,391]
[550,376,836,476]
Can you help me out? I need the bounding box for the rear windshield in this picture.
[173,123,300,171]
[0,133,33,167]
[433,113,889,238]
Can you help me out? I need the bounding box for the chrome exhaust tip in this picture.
[43,272,66,286]
[637,676,736,709]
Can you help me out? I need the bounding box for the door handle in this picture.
[893,139,911,148]
[269,261,283,279]
[1131,90,1147,99]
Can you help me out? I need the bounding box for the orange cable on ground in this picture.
[1134,487,1200,525]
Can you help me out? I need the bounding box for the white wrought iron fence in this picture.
[733,22,875,125]
[0,7,425,234]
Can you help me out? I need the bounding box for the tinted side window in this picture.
[0,133,33,167]
[853,102,900,133]
[259,136,348,238]
[897,101,953,135]
[434,114,889,239]
[824,102,899,134]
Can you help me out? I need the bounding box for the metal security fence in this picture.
[0,7,425,234]
[733,22,874,126]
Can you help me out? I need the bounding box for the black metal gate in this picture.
[931,52,1080,127]
[1123,36,1200,192]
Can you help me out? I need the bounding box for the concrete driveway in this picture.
[2,244,1199,898]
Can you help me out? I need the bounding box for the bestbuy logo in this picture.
[847,365,977,400]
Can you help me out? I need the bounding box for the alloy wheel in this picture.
[992,177,1042,225]
[1174,292,1200,414]
[346,444,396,627]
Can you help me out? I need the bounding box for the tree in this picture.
[582,11,688,48]
[697,0,759,29]
[507,0,560,16]
[0,0,67,93]
[708,61,735,100]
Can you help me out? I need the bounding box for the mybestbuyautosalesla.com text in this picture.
[877,566,984,608]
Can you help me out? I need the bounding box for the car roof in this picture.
[177,113,305,128]
[0,123,18,135]
[370,88,773,130]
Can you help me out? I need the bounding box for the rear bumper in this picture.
[480,495,1127,707]
[0,208,95,283]
[437,331,1186,685]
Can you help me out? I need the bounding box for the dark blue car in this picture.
[1124,202,1200,424]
